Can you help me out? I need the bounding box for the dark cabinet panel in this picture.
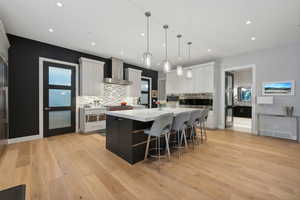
[233,106,252,118]
[106,115,119,153]
[106,116,155,164]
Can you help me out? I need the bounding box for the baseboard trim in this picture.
[8,135,42,144]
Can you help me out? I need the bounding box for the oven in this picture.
[178,93,213,110]
[166,95,179,108]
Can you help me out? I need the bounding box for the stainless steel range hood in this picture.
[103,57,132,85]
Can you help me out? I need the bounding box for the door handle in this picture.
[44,107,51,111]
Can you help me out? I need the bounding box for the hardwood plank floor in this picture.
[0,130,300,200]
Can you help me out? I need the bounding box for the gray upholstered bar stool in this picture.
[170,111,191,157]
[144,113,174,161]
[187,110,203,146]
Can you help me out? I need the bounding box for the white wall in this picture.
[233,69,252,89]
[218,43,300,140]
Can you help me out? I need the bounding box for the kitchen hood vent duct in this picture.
[103,57,132,85]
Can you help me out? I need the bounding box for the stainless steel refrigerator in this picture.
[0,55,8,156]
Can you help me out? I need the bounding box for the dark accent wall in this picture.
[8,34,158,139]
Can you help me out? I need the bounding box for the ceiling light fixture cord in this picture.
[164,25,168,60]
[188,42,192,61]
[146,12,150,52]
[177,34,182,58]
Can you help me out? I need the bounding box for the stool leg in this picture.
[158,136,161,162]
[191,126,195,148]
[201,122,204,143]
[204,121,207,140]
[144,135,151,160]
[182,128,188,149]
[165,133,171,161]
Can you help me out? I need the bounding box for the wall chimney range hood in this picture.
[103,57,132,85]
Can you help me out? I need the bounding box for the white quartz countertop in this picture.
[106,108,202,122]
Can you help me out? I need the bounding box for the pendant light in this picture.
[143,11,152,68]
[186,42,192,79]
[176,34,183,76]
[162,25,171,73]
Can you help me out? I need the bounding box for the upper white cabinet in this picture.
[192,64,214,93]
[0,20,9,63]
[166,70,177,94]
[166,62,215,94]
[125,68,142,97]
[79,57,105,96]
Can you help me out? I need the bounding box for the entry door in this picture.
[225,72,234,128]
[141,78,150,108]
[43,61,76,137]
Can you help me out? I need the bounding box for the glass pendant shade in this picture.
[177,65,183,76]
[186,69,192,78]
[186,41,192,78]
[163,60,171,73]
[143,52,152,68]
[143,11,152,68]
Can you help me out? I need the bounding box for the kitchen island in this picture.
[105,108,200,164]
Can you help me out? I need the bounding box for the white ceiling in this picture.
[0,0,300,71]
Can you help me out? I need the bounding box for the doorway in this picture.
[39,58,78,138]
[222,65,256,134]
[43,61,76,137]
[225,72,234,128]
[141,77,152,108]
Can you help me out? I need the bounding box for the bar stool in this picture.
[196,109,209,142]
[144,113,174,161]
[170,111,191,157]
[187,110,203,147]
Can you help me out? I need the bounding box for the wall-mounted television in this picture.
[262,80,295,96]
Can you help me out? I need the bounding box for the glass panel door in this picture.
[141,78,150,108]
[43,61,76,137]
[225,72,234,128]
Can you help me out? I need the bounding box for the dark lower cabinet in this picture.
[233,106,252,118]
[106,115,154,164]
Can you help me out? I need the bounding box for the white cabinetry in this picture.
[79,57,105,96]
[166,62,215,94]
[125,68,142,97]
[166,71,177,94]
[192,64,214,93]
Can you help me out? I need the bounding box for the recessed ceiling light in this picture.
[140,33,145,37]
[56,2,63,7]
[48,28,54,32]
[246,20,252,25]
[207,49,212,52]
[91,42,96,46]
[162,43,166,47]
[251,37,256,41]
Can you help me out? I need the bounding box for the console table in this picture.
[257,113,299,142]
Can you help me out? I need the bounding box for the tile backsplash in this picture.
[78,83,128,107]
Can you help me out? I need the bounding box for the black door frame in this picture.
[141,77,151,108]
[225,72,234,128]
[40,58,78,137]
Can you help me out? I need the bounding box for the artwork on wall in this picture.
[238,87,252,102]
[262,80,295,95]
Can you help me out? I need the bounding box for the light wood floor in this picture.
[1,130,300,200]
